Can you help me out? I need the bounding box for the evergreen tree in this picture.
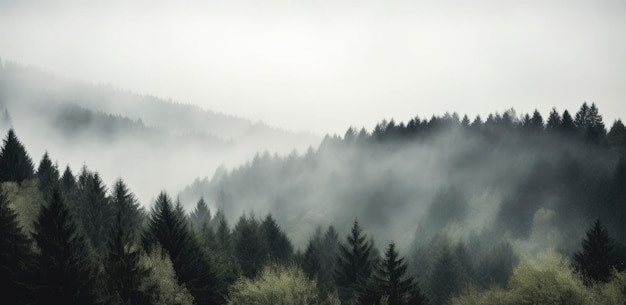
[607,120,626,148]
[0,187,35,305]
[335,220,374,305]
[428,245,463,305]
[32,187,98,305]
[373,243,427,305]
[143,191,223,305]
[560,110,576,134]
[103,209,155,305]
[233,214,268,278]
[546,107,562,131]
[80,172,114,250]
[573,219,617,284]
[0,129,34,184]
[110,179,144,240]
[190,197,211,232]
[60,165,79,210]
[36,152,59,198]
[260,213,293,263]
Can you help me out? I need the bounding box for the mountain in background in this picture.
[0,60,320,204]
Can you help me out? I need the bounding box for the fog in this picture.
[1,0,625,135]
[0,62,319,205]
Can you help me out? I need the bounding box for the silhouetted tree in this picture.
[103,209,155,305]
[560,110,576,135]
[260,213,293,263]
[373,242,427,305]
[190,197,211,232]
[0,129,34,184]
[573,219,617,284]
[335,220,374,305]
[608,120,626,148]
[546,107,562,131]
[110,179,143,239]
[79,172,114,250]
[233,214,268,278]
[143,191,224,305]
[32,187,99,305]
[36,152,59,197]
[0,187,35,305]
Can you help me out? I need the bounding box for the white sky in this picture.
[1,0,625,135]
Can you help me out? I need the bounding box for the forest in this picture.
[2,102,626,305]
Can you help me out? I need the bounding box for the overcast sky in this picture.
[1,0,625,135]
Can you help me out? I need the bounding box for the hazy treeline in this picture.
[2,101,625,304]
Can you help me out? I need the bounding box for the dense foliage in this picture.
[2,102,626,305]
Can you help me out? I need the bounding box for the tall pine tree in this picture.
[32,186,99,305]
[373,242,427,305]
[36,151,59,197]
[0,187,35,305]
[335,220,374,305]
[0,129,34,184]
[573,219,618,284]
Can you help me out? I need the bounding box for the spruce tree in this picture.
[573,219,617,284]
[260,213,293,263]
[0,187,35,305]
[0,129,34,184]
[32,186,98,305]
[374,243,427,305]
[608,120,626,148]
[335,220,374,305]
[560,110,576,135]
[233,214,268,278]
[80,172,114,250]
[103,209,155,305]
[110,179,143,239]
[143,191,223,305]
[190,197,211,232]
[546,107,562,131]
[36,151,59,197]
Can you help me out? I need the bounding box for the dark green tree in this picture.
[59,165,79,210]
[546,107,562,131]
[79,172,114,250]
[142,191,223,305]
[103,209,155,305]
[335,220,374,305]
[428,245,463,305]
[260,213,293,263]
[0,187,35,305]
[0,129,34,184]
[190,197,211,232]
[573,219,618,284]
[373,242,427,305]
[560,110,576,134]
[36,151,59,197]
[31,187,98,305]
[233,214,268,278]
[110,179,144,239]
[608,120,626,148]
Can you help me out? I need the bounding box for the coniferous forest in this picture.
[1,99,626,305]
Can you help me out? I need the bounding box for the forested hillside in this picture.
[1,101,625,305]
[0,60,319,204]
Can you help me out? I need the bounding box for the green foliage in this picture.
[78,170,114,250]
[372,242,426,305]
[111,178,144,239]
[36,151,59,198]
[261,214,294,263]
[190,197,210,232]
[234,214,268,278]
[32,187,99,305]
[227,264,340,305]
[2,179,45,235]
[143,191,224,305]
[103,209,155,305]
[0,129,34,184]
[573,219,618,284]
[335,220,374,305]
[0,186,36,305]
[140,244,195,305]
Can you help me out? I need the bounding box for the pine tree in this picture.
[373,243,427,305]
[260,213,293,263]
[608,120,626,148]
[560,110,576,135]
[36,152,59,198]
[0,187,35,305]
[143,191,223,305]
[32,186,98,305]
[0,129,34,184]
[335,220,374,305]
[79,172,114,250]
[546,107,562,131]
[190,197,211,232]
[103,209,155,305]
[110,179,143,239]
[233,214,268,278]
[573,219,617,284]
